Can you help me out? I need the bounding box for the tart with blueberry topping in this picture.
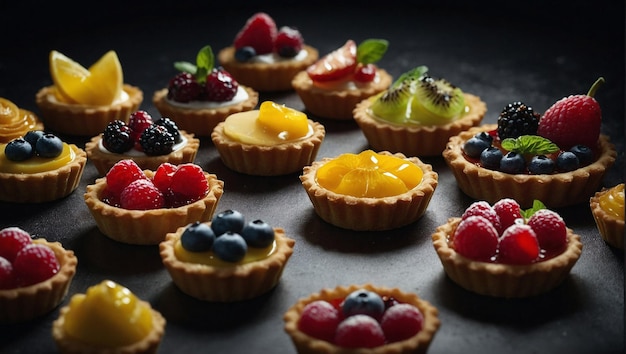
[590,183,624,249]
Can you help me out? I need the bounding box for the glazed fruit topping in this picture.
[306,39,388,83]
[234,12,277,55]
[4,131,63,162]
[274,26,304,58]
[598,183,625,219]
[103,112,181,156]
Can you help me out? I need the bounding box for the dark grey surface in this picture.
[1,2,624,353]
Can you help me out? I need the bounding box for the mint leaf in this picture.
[357,39,389,64]
[501,135,559,155]
[174,61,197,74]
[520,200,546,219]
[195,45,214,84]
[391,65,428,88]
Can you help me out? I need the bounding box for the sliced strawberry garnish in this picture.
[306,40,357,82]
[233,12,277,55]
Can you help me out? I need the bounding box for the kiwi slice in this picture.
[369,79,413,123]
[409,75,465,125]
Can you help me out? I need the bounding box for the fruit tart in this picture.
[283,284,440,354]
[0,97,44,143]
[85,110,200,176]
[354,66,487,156]
[432,199,583,298]
[590,183,624,249]
[211,100,325,176]
[84,159,224,245]
[0,227,77,323]
[0,130,87,203]
[36,50,143,136]
[292,39,393,120]
[443,78,616,208]
[160,209,296,302]
[52,280,166,354]
[153,45,259,137]
[300,150,438,231]
[217,12,319,92]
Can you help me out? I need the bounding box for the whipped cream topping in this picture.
[165,85,249,109]
[250,49,308,64]
[98,135,188,156]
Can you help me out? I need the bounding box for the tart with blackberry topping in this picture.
[85,110,200,176]
[153,45,259,137]
[431,199,583,298]
[443,78,616,208]
[292,39,393,120]
[283,284,440,353]
[36,50,143,136]
[84,160,224,245]
[0,97,44,143]
[354,66,487,156]
[590,183,624,249]
[217,12,319,92]
[160,209,296,302]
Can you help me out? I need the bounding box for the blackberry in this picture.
[139,124,175,156]
[497,101,540,139]
[155,117,181,143]
[167,72,202,103]
[103,120,134,153]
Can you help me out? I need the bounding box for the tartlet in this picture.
[0,97,44,143]
[590,183,624,249]
[283,283,440,354]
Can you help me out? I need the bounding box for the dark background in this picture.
[1,1,624,353]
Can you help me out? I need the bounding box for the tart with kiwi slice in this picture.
[353,65,487,157]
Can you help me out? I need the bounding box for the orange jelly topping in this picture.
[599,183,625,219]
[0,98,41,143]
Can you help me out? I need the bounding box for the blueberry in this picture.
[234,46,256,62]
[463,137,491,158]
[35,133,63,158]
[474,131,494,145]
[212,232,248,262]
[4,138,33,161]
[528,155,555,174]
[342,289,385,320]
[500,152,526,174]
[480,147,503,170]
[241,219,275,248]
[556,151,580,172]
[180,222,215,252]
[211,210,245,236]
[570,145,593,166]
[23,130,45,146]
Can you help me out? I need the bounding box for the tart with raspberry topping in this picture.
[283,284,440,354]
[590,183,624,249]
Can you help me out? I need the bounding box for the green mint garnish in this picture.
[501,135,559,155]
[391,65,428,88]
[520,200,547,219]
[357,39,389,65]
[173,45,215,84]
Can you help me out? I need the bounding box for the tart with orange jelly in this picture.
[211,101,325,176]
[52,280,166,354]
[353,66,487,156]
[0,98,44,143]
[0,131,87,203]
[300,150,438,231]
[590,183,624,249]
[159,209,296,302]
[36,50,143,136]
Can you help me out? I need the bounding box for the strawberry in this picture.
[452,215,499,261]
[537,77,604,150]
[233,12,277,55]
[498,224,540,265]
[527,209,567,252]
[306,40,357,82]
[120,179,165,210]
[13,243,60,287]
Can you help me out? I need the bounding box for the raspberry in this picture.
[380,303,424,343]
[105,159,147,195]
[298,300,341,342]
[13,243,60,287]
[453,215,499,261]
[527,209,567,252]
[497,101,540,139]
[155,117,182,143]
[334,314,385,348]
[139,124,175,156]
[498,224,540,265]
[462,201,503,234]
[102,120,134,153]
[0,256,15,289]
[204,68,238,102]
[0,227,32,262]
[128,110,154,144]
[167,72,202,103]
[120,179,165,210]
[233,12,277,55]
[168,163,208,206]
[152,162,178,192]
[274,26,303,58]
[492,198,523,231]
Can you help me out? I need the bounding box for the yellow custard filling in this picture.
[174,238,276,267]
[0,142,74,174]
[62,280,153,347]
[599,183,625,219]
[316,150,423,198]
[0,98,41,143]
[223,101,311,145]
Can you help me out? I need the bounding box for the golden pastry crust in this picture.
[354,93,487,156]
[0,144,87,203]
[85,130,200,176]
[300,151,438,231]
[211,119,325,176]
[292,69,393,120]
[159,226,295,302]
[432,217,583,298]
[0,239,77,324]
[442,124,617,208]
[152,86,259,137]
[590,186,625,249]
[84,171,224,245]
[35,84,143,136]
[52,299,166,354]
[283,284,440,354]
[218,45,319,92]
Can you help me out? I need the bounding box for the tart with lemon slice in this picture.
[36,50,143,136]
[590,183,624,249]
[300,150,438,231]
[211,101,325,176]
[0,98,44,143]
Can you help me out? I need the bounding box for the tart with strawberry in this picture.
[85,110,200,176]
[590,183,624,249]
[353,66,487,156]
[0,97,44,143]
[443,77,617,208]
[84,159,224,245]
[211,100,325,176]
[153,45,259,137]
[292,39,393,120]
[0,227,77,323]
[283,284,440,353]
[217,12,319,92]
[300,150,438,231]
[431,199,583,298]
[160,209,295,302]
